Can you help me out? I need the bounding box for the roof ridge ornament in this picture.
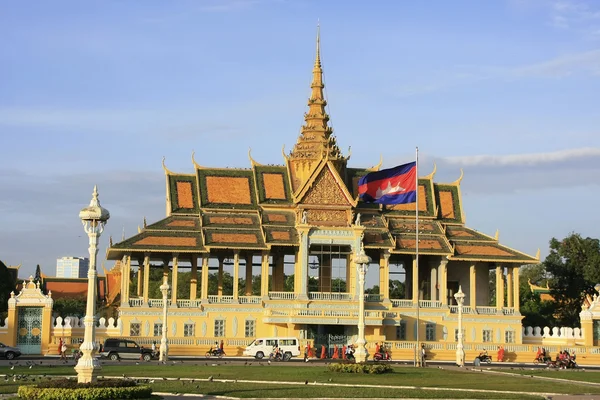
[423,163,437,180]
[192,151,206,170]
[248,148,263,167]
[451,169,464,186]
[367,155,383,172]
[162,157,174,175]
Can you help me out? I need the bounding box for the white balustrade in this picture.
[391,299,413,308]
[268,292,296,300]
[176,299,202,308]
[419,300,441,308]
[476,307,498,315]
[365,294,383,302]
[207,295,234,304]
[239,296,262,304]
[308,292,353,301]
[128,298,143,307]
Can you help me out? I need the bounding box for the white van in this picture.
[243,337,300,360]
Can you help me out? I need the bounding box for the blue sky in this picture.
[1,0,599,279]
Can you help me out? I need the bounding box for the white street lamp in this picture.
[354,244,371,363]
[159,281,170,362]
[75,186,109,383]
[454,286,465,367]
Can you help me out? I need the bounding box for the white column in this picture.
[233,251,240,301]
[495,265,504,311]
[171,254,178,305]
[190,256,197,300]
[430,261,438,302]
[142,253,150,304]
[469,263,476,309]
[506,267,513,308]
[439,258,448,306]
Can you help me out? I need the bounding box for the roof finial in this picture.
[315,19,321,68]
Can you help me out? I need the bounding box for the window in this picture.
[214,319,225,337]
[505,330,515,343]
[153,323,162,337]
[280,339,296,346]
[184,323,195,337]
[245,320,255,338]
[454,329,465,342]
[130,323,140,337]
[265,339,277,347]
[396,322,406,340]
[483,329,493,343]
[425,323,435,341]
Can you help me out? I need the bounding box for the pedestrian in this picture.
[60,340,67,361]
[497,346,505,362]
[375,342,380,354]
[303,343,309,362]
[420,344,427,367]
[58,338,63,357]
[219,339,225,355]
[342,345,347,360]
[320,344,326,359]
[332,344,339,359]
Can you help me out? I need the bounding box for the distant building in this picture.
[56,257,89,278]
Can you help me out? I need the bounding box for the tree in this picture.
[519,264,555,327]
[0,261,15,316]
[545,233,600,326]
[389,280,405,299]
[53,298,87,317]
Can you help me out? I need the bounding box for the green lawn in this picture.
[2,363,599,399]
[491,367,600,384]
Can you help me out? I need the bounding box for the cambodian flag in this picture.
[358,161,417,205]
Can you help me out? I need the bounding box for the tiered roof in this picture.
[107,29,538,265]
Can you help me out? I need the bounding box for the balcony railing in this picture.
[308,292,353,301]
[148,299,172,308]
[239,296,262,304]
[207,295,234,304]
[128,298,143,307]
[176,299,202,308]
[268,292,296,300]
[365,294,383,302]
[476,307,498,315]
[419,300,442,308]
[391,299,413,308]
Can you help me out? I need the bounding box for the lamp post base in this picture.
[75,356,101,383]
[159,342,169,362]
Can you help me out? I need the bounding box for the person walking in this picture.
[60,339,67,361]
[219,340,225,356]
[420,344,427,367]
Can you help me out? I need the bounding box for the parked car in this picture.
[99,339,153,361]
[0,342,21,360]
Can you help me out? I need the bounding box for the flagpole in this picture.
[415,146,420,367]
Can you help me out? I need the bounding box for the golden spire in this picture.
[288,23,345,190]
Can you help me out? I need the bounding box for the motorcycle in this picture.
[205,347,225,358]
[475,353,492,364]
[373,351,392,361]
[269,351,283,361]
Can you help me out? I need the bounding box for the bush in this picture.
[18,384,151,400]
[327,363,393,374]
[36,378,137,389]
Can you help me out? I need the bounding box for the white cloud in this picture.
[442,147,600,167]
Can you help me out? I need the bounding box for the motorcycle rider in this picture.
[345,344,355,361]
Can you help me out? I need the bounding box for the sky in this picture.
[1,0,599,280]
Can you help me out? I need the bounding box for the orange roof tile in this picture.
[176,181,195,208]
[439,191,455,219]
[206,176,252,204]
[263,173,287,200]
[211,233,258,244]
[133,236,197,247]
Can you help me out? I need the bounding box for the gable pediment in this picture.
[296,162,355,207]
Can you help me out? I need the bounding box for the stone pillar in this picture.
[513,266,520,312]
[261,251,270,299]
[136,258,143,297]
[495,265,504,311]
[469,263,476,309]
[297,228,310,300]
[245,254,253,295]
[412,255,418,304]
[217,256,224,296]
[122,255,131,306]
[439,258,448,306]
[380,251,390,303]
[162,259,169,284]
[233,251,240,301]
[142,254,150,304]
[171,254,178,304]
[430,260,438,301]
[201,256,209,301]
[190,256,197,300]
[506,267,513,308]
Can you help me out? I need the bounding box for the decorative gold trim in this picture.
[423,163,437,180]
[281,145,289,163]
[494,229,499,241]
[346,146,352,162]
[536,248,541,261]
[451,169,464,186]
[192,151,206,170]
[162,157,174,175]
[528,278,550,293]
[137,226,141,234]
[248,148,263,167]
[367,155,383,172]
